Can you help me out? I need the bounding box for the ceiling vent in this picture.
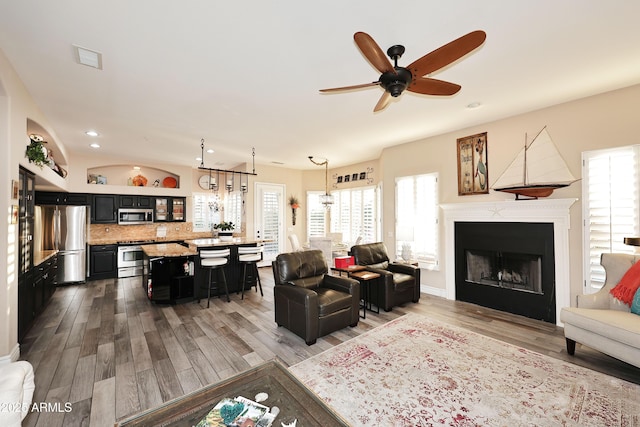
[73,45,103,70]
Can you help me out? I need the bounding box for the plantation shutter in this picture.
[307,191,327,237]
[329,186,378,246]
[192,193,222,232]
[396,173,439,269]
[583,145,639,292]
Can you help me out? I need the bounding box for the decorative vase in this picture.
[292,208,297,225]
[218,231,233,241]
[401,243,412,262]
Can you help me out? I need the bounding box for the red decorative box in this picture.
[334,256,354,269]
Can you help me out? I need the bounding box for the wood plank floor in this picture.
[20,268,640,427]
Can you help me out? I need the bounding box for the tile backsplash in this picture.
[89,222,217,244]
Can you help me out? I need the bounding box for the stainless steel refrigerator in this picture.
[35,205,88,283]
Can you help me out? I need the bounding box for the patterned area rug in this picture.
[289,314,640,426]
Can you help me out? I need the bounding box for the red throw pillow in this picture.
[610,260,640,306]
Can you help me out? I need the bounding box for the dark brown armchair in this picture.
[272,249,360,345]
[351,242,420,311]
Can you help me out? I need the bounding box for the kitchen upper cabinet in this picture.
[36,191,89,205]
[154,197,186,222]
[91,194,118,223]
[119,195,153,209]
[89,244,117,279]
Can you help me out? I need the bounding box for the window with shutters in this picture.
[224,191,242,229]
[582,145,639,292]
[192,192,241,233]
[192,193,222,232]
[395,173,439,269]
[307,191,327,237]
[328,186,379,246]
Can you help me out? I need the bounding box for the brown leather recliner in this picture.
[272,249,360,345]
[351,242,420,311]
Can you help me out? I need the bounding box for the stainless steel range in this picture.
[117,240,153,278]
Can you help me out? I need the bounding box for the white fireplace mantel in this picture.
[441,198,577,325]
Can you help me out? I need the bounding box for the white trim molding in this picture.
[441,198,577,326]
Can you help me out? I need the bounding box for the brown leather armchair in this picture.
[272,250,360,345]
[351,242,420,311]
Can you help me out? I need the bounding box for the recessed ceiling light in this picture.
[133,166,140,170]
[90,143,100,148]
[195,157,202,162]
[73,45,103,70]
[467,102,482,109]
[206,149,215,154]
[85,130,99,137]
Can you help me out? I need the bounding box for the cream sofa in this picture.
[0,361,35,426]
[560,253,640,368]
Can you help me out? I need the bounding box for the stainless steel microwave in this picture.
[117,208,154,225]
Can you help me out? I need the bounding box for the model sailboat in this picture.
[492,126,577,199]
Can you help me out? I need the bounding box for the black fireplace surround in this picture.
[455,222,556,323]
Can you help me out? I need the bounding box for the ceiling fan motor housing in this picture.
[380,67,412,97]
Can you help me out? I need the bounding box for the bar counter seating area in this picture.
[142,238,265,305]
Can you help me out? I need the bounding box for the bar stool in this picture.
[199,248,230,307]
[238,245,264,299]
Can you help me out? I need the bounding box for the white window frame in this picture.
[192,192,241,233]
[328,186,379,246]
[306,191,328,238]
[582,144,639,292]
[395,173,439,270]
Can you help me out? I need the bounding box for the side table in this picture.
[331,264,365,277]
[349,270,380,319]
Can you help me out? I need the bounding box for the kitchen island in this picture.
[184,238,266,301]
[141,239,266,304]
[142,243,198,304]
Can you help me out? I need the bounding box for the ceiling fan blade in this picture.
[373,92,392,112]
[320,81,380,93]
[354,32,396,75]
[408,30,486,78]
[408,77,461,96]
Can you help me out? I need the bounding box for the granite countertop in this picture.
[34,250,58,266]
[141,243,198,258]
[184,238,267,248]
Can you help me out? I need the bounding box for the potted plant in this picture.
[25,137,48,168]
[214,221,235,241]
[288,195,300,225]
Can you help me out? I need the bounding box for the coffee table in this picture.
[115,358,348,426]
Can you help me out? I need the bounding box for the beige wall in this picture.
[380,83,640,299]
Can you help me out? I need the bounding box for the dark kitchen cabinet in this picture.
[36,191,89,206]
[91,194,118,223]
[89,244,118,280]
[119,195,153,209]
[17,271,34,341]
[154,197,186,222]
[18,167,35,341]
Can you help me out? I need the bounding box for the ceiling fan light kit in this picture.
[320,30,486,112]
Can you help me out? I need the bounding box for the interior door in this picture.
[254,183,285,266]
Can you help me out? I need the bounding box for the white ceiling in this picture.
[2,1,640,170]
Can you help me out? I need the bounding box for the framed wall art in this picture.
[11,180,19,199]
[456,132,488,195]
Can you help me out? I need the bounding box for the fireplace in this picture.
[455,222,556,323]
[441,198,577,326]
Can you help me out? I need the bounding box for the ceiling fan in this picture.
[320,30,486,112]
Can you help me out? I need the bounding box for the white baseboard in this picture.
[421,285,447,298]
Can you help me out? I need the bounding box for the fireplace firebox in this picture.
[455,222,556,323]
